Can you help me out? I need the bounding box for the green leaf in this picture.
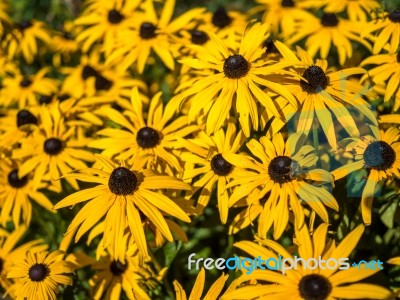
[379,198,399,229]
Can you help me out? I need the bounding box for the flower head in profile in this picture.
[332,126,400,225]
[53,155,191,261]
[178,22,296,137]
[7,250,74,300]
[223,223,392,299]
[226,133,338,239]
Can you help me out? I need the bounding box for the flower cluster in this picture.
[0,0,400,299]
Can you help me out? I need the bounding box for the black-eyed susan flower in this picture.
[12,104,94,192]
[318,0,381,21]
[4,19,51,63]
[174,268,236,300]
[89,87,198,174]
[287,12,371,65]
[364,8,400,54]
[361,43,400,111]
[1,68,58,108]
[53,155,191,261]
[74,0,140,55]
[178,22,296,137]
[226,133,338,239]
[7,250,74,300]
[222,223,392,299]
[178,122,246,223]
[0,226,47,293]
[276,42,377,149]
[332,126,400,225]
[105,0,204,73]
[0,156,55,227]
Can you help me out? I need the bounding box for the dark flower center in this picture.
[8,169,28,189]
[299,274,332,300]
[108,9,124,24]
[212,6,232,28]
[364,141,396,171]
[44,138,64,156]
[20,78,32,88]
[300,66,328,93]
[18,20,33,31]
[211,154,233,176]
[28,263,49,282]
[81,65,98,80]
[268,156,293,183]
[57,94,70,102]
[264,37,279,54]
[110,260,128,276]
[0,258,3,273]
[321,13,339,27]
[389,9,400,23]
[94,75,113,91]
[17,109,38,127]
[191,30,209,45]
[397,51,400,63]
[63,32,74,40]
[39,95,53,104]
[224,54,250,79]
[140,22,157,39]
[108,167,137,195]
[281,0,295,7]
[136,127,160,149]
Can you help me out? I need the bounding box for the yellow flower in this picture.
[226,133,338,239]
[276,42,377,149]
[105,0,204,73]
[0,226,47,293]
[287,12,371,65]
[89,87,198,174]
[178,122,246,223]
[7,250,74,300]
[53,155,191,261]
[4,19,51,63]
[223,223,392,299]
[332,126,400,224]
[178,22,296,137]
[1,68,58,108]
[12,104,94,192]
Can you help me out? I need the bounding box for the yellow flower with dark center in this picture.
[12,104,94,193]
[178,22,296,137]
[222,223,392,299]
[89,87,198,174]
[287,12,371,65]
[7,250,74,300]
[332,126,400,224]
[178,122,246,223]
[53,155,191,261]
[361,43,400,111]
[174,268,236,300]
[0,226,47,293]
[226,133,338,239]
[0,157,55,227]
[75,0,141,55]
[105,0,204,73]
[364,8,400,54]
[276,42,377,149]
[1,68,58,108]
[4,19,51,63]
